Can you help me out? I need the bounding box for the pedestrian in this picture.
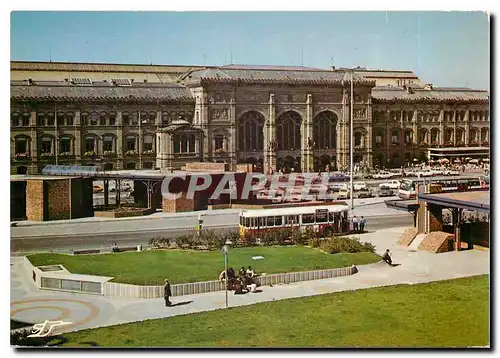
[359,216,366,232]
[382,249,392,266]
[164,279,172,307]
[112,242,119,253]
[352,216,359,232]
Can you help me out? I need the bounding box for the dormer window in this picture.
[112,78,131,86]
[70,77,92,85]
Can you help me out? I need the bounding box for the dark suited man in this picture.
[164,279,172,307]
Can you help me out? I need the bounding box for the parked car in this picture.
[379,180,400,190]
[329,182,348,192]
[357,187,374,198]
[93,185,104,193]
[417,169,434,178]
[351,181,367,191]
[373,171,393,180]
[378,185,394,197]
[443,168,460,176]
[337,188,350,200]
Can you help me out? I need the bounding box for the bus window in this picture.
[245,217,250,228]
[267,216,275,227]
[275,216,283,226]
[285,215,297,225]
[316,212,328,223]
[328,212,334,222]
[334,212,340,222]
[258,217,265,227]
[302,214,315,224]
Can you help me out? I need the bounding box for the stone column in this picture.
[201,92,210,162]
[453,110,457,146]
[386,109,391,166]
[413,109,418,145]
[116,111,123,170]
[30,110,38,160]
[228,98,237,170]
[264,93,276,173]
[301,94,314,172]
[74,110,81,161]
[464,109,470,146]
[439,109,444,146]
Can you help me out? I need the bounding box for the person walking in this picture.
[352,216,359,232]
[359,216,366,232]
[164,279,172,307]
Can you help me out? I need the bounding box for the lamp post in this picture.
[350,69,354,210]
[221,239,233,308]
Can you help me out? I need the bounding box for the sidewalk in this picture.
[10,226,489,334]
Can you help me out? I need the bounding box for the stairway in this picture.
[409,233,426,250]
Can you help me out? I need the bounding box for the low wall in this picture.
[94,208,152,218]
[102,266,358,299]
[24,257,111,295]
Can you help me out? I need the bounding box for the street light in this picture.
[221,239,233,308]
[350,68,355,210]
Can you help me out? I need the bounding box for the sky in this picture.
[10,11,490,89]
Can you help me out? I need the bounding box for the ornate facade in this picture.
[10,61,490,174]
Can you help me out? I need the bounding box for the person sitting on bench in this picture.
[382,249,392,265]
[112,242,119,253]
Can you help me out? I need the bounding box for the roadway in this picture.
[11,201,413,254]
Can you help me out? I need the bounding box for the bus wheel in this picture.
[323,227,333,238]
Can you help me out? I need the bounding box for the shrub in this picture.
[309,237,321,248]
[318,236,376,254]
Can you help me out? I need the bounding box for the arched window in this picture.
[14,136,28,155]
[126,135,137,151]
[173,134,196,153]
[149,112,157,124]
[22,113,30,126]
[11,113,20,127]
[431,128,439,144]
[109,112,116,126]
[59,136,72,154]
[143,135,154,152]
[99,112,107,126]
[41,137,52,154]
[354,132,363,147]
[238,111,264,151]
[122,112,130,125]
[47,112,55,126]
[277,111,301,151]
[391,129,399,144]
[375,130,384,146]
[85,136,96,153]
[57,112,65,126]
[66,112,74,126]
[405,130,413,144]
[37,113,46,127]
[81,112,89,126]
[103,135,114,152]
[313,111,337,149]
[419,129,427,144]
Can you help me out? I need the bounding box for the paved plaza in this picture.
[10,226,489,335]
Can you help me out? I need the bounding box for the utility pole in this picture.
[350,69,354,210]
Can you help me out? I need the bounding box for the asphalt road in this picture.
[11,213,412,254]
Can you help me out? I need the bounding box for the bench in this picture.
[73,249,101,255]
[117,246,140,253]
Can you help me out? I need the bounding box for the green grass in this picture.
[55,275,489,348]
[27,247,380,285]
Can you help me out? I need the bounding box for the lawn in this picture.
[54,275,489,348]
[27,247,380,285]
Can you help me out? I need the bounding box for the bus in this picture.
[398,176,488,199]
[239,204,350,239]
